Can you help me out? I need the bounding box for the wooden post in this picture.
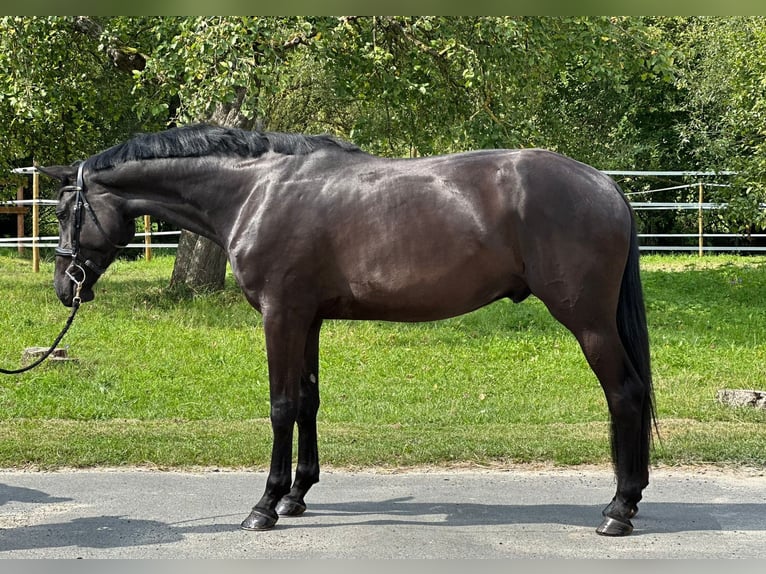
[16,185,24,255]
[32,170,40,272]
[144,215,152,261]
[697,182,704,257]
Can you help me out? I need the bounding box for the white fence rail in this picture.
[6,200,765,254]
[609,170,766,254]
[0,230,181,249]
[3,168,766,273]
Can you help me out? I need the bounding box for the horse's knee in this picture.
[270,397,298,430]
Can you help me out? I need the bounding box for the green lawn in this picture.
[1,252,765,469]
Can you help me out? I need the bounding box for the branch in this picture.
[381,17,442,59]
[280,24,319,52]
[72,16,147,72]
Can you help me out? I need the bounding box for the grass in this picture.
[0,251,765,470]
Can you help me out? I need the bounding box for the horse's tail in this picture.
[615,196,657,470]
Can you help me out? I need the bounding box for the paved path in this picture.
[1,465,765,558]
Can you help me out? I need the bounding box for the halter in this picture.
[54,162,127,295]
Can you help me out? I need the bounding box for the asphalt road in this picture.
[1,465,765,559]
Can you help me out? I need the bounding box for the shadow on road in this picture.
[1,482,764,552]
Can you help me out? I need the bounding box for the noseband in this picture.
[55,162,126,295]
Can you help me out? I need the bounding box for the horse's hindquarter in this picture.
[511,149,633,317]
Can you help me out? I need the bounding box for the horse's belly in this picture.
[332,259,518,322]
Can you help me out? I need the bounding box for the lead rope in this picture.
[0,272,83,375]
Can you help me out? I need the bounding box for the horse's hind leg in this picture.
[572,324,649,535]
[540,292,649,536]
[276,318,323,517]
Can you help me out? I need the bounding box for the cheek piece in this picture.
[55,162,125,292]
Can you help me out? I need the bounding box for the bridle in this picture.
[1,162,125,375]
[54,162,127,299]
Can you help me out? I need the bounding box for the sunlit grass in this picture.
[1,251,765,469]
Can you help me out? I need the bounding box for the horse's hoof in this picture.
[596,516,634,537]
[240,508,279,531]
[276,496,307,516]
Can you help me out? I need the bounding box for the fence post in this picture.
[16,185,24,255]
[32,170,40,272]
[144,215,152,261]
[697,182,704,257]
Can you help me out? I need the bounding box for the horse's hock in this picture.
[716,389,766,409]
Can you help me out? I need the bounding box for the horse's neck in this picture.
[107,160,247,247]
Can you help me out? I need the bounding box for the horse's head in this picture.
[38,163,135,307]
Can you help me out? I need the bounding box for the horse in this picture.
[40,123,654,536]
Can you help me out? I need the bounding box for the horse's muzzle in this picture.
[54,264,95,307]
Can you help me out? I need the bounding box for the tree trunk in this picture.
[168,230,228,293]
[169,93,256,294]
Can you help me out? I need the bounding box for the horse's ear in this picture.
[37,165,77,183]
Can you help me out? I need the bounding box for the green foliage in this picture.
[1,16,765,228]
[129,17,320,128]
[321,17,678,160]
[0,17,157,195]
[536,17,684,169]
[674,17,766,231]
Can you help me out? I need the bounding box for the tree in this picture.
[125,16,330,293]
[320,17,679,163]
[674,17,766,232]
[6,16,762,276]
[0,16,155,193]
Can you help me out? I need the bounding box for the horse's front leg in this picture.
[276,318,323,517]
[241,309,313,531]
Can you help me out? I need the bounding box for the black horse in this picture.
[40,124,654,536]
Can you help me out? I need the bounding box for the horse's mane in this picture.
[87,124,363,171]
